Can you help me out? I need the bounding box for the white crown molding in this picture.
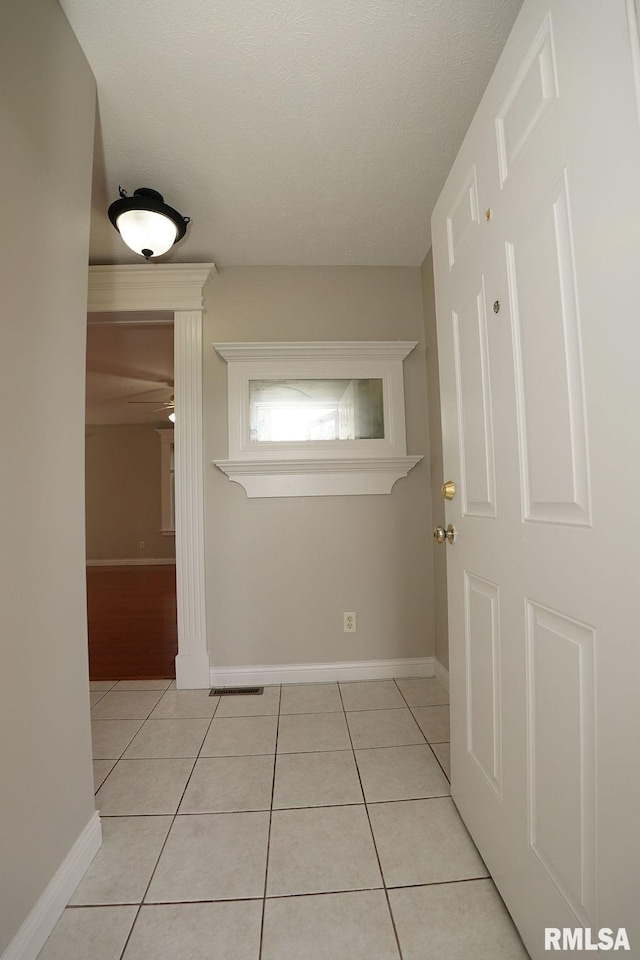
[1,812,102,960]
[210,656,435,687]
[88,263,216,313]
[213,456,423,497]
[214,341,418,361]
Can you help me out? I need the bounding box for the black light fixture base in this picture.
[108,186,190,257]
[131,187,164,203]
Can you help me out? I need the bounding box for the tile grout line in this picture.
[337,683,405,960]
[107,690,221,959]
[89,690,109,708]
[392,678,451,782]
[428,742,451,784]
[95,791,454,820]
[66,874,494,911]
[90,687,167,722]
[258,685,281,960]
[96,741,450,771]
[85,679,453,958]
[93,686,222,792]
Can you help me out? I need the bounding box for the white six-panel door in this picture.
[432,2,640,956]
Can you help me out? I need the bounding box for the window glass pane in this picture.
[249,379,384,442]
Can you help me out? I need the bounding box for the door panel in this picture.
[465,573,502,797]
[452,280,497,517]
[446,166,481,269]
[432,1,640,956]
[525,601,596,925]
[496,14,559,186]
[506,171,590,525]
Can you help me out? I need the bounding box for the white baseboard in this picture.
[86,559,176,567]
[210,656,435,687]
[434,658,449,692]
[1,812,102,960]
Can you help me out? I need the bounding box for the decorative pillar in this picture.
[174,311,209,688]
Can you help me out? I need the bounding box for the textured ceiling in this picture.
[61,0,522,266]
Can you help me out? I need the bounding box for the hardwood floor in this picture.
[86,565,177,680]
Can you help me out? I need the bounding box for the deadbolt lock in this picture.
[441,480,456,501]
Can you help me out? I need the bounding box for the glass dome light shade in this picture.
[108,187,189,260]
[115,209,178,258]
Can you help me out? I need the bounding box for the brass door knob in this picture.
[433,524,457,544]
[441,480,456,501]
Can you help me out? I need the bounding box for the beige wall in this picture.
[0,0,96,952]
[421,250,449,670]
[203,267,434,668]
[86,425,176,561]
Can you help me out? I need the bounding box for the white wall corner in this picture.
[210,656,435,687]
[434,658,450,692]
[176,652,212,690]
[1,812,102,960]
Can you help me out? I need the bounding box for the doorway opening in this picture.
[85,316,177,679]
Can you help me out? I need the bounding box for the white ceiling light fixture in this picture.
[108,187,190,260]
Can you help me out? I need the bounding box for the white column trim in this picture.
[87,264,216,688]
[174,311,209,688]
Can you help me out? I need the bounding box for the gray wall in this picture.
[204,267,435,668]
[0,0,96,951]
[421,250,449,670]
[86,425,176,561]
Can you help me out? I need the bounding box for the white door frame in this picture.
[87,263,216,688]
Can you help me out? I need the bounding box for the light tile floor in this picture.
[38,678,529,959]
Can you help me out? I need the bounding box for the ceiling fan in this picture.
[126,379,174,414]
[127,393,175,412]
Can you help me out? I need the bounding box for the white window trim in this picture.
[156,428,175,534]
[213,341,423,497]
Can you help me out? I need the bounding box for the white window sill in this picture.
[213,456,422,498]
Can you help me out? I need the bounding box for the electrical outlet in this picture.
[343,612,356,633]
[139,540,145,550]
